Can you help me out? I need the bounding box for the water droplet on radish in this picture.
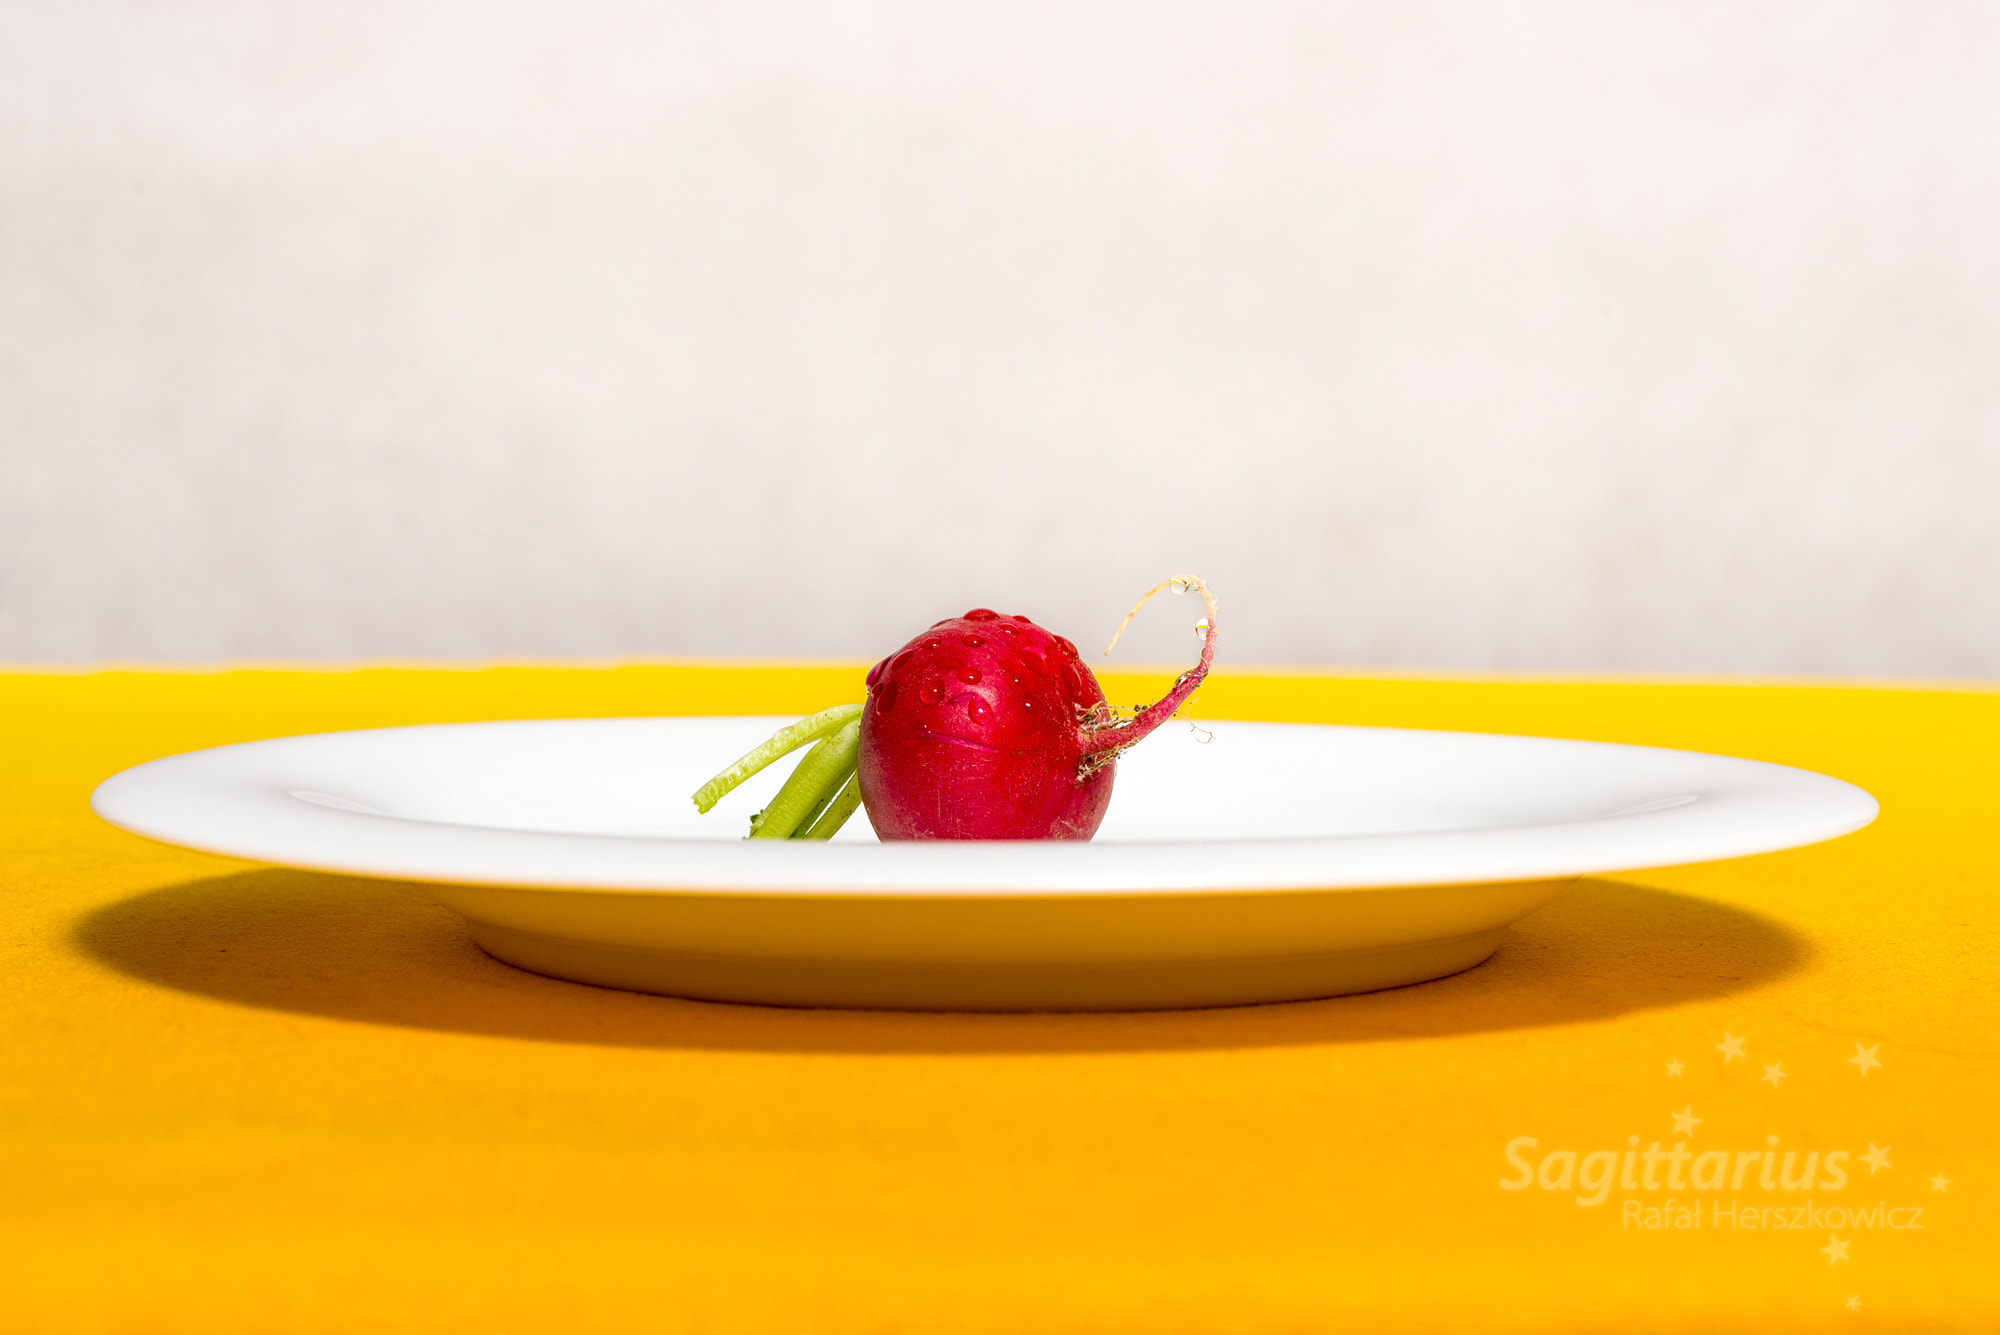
[1194,619,1211,638]
[875,680,900,712]
[919,682,945,705]
[961,634,985,648]
[964,695,993,724]
[865,658,887,687]
[957,666,982,685]
[1054,636,1079,658]
[922,637,944,651]
[893,650,915,671]
[964,608,999,621]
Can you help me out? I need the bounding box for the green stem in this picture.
[787,781,839,838]
[691,703,863,813]
[795,769,864,840]
[746,719,862,839]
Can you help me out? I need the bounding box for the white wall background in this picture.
[4,1,1998,674]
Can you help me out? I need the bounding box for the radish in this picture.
[692,576,1217,841]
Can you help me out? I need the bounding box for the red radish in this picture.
[857,609,1115,840]
[692,577,1217,842]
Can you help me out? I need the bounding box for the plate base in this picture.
[466,919,1509,1011]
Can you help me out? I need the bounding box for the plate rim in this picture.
[89,716,1881,899]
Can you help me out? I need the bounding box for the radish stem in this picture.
[746,718,862,839]
[796,769,863,840]
[692,703,863,813]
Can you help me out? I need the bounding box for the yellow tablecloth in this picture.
[3,665,1994,1332]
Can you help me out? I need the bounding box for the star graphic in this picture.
[1861,1143,1892,1175]
[1846,1295,1861,1310]
[1671,1106,1701,1136]
[1762,1061,1788,1087]
[1666,1058,1684,1077]
[1848,1043,1882,1076]
[1931,1172,1950,1192]
[1822,1235,1851,1265]
[1716,1031,1746,1062]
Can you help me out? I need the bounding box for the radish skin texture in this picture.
[858,609,1120,841]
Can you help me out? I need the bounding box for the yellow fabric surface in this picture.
[2,665,1995,1332]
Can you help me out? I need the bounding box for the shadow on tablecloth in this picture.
[74,868,1809,1053]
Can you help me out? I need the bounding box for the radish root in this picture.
[1082,575,1218,757]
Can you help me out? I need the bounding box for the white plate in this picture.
[91,718,1877,1011]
